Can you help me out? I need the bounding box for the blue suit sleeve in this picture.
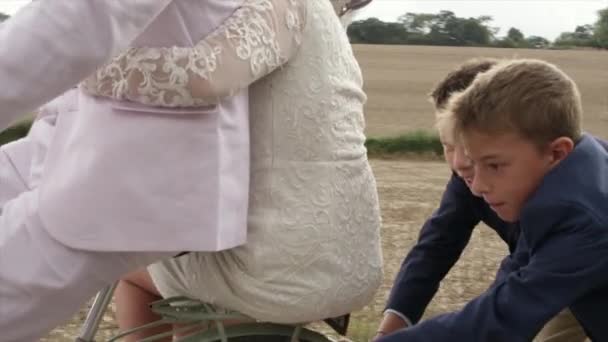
[379,203,606,342]
[385,174,482,323]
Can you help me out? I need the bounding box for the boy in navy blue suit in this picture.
[376,58,589,341]
[375,58,513,336]
[378,59,608,341]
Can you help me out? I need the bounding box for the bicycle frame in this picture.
[75,284,348,341]
[75,283,117,342]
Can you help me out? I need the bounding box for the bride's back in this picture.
[236,0,383,322]
[78,0,382,324]
[250,0,368,164]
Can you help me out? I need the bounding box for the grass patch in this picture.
[366,130,443,158]
[345,320,378,342]
[0,123,443,161]
[0,119,32,146]
[311,319,378,342]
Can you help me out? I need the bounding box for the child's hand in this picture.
[371,312,410,341]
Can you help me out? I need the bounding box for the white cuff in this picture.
[384,309,413,327]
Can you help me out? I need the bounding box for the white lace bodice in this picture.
[84,0,382,322]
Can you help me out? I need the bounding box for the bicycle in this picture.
[75,284,350,342]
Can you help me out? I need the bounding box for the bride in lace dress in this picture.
[83,0,382,334]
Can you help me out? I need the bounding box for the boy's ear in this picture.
[548,136,574,166]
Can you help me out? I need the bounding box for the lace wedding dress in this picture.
[83,0,382,323]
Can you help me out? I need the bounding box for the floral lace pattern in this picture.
[82,0,306,107]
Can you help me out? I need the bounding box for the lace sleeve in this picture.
[82,0,307,108]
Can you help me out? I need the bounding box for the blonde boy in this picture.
[379,59,607,341]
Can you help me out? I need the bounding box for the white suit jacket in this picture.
[0,1,250,251]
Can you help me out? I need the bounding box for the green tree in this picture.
[554,32,577,47]
[348,11,544,49]
[575,24,594,40]
[347,18,409,44]
[594,7,608,48]
[397,11,493,46]
[0,12,9,22]
[493,38,517,48]
[526,36,550,48]
[555,25,596,48]
[492,27,529,48]
[462,18,492,45]
[397,12,435,34]
[507,27,525,43]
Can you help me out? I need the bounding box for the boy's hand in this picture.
[372,312,410,341]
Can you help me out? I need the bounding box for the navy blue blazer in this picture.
[385,172,515,324]
[380,134,608,341]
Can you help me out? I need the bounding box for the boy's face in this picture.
[441,140,474,187]
[439,126,474,187]
[462,130,556,222]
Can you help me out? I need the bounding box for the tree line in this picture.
[347,8,608,49]
[2,8,607,49]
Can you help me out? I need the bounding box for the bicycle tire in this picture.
[222,335,320,342]
[176,323,332,342]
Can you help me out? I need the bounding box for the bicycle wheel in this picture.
[224,336,322,342]
[177,323,332,342]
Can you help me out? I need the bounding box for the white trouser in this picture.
[0,189,173,342]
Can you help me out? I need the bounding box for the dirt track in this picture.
[348,160,507,341]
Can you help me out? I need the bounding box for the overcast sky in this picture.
[1,0,606,40]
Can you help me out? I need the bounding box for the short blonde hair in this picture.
[450,59,583,148]
[435,109,457,144]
